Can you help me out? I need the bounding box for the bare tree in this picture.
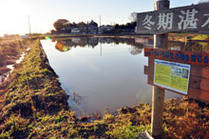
[129,12,137,22]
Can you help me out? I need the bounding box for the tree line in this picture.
[52,18,136,34]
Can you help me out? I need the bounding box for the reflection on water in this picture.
[168,39,209,53]
[41,37,182,116]
[53,37,145,55]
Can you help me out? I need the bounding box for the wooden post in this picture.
[151,0,170,137]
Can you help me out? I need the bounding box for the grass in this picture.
[192,34,209,40]
[0,36,31,67]
[0,39,74,138]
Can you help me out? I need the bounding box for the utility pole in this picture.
[151,0,170,138]
[98,15,102,34]
[100,43,102,56]
[28,15,31,36]
[99,15,101,26]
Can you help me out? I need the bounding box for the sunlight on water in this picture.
[45,36,51,40]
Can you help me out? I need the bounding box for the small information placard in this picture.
[154,59,190,95]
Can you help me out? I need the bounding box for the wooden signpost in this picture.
[144,47,209,101]
[137,2,209,34]
[136,0,209,137]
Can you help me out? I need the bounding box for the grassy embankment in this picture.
[0,38,208,138]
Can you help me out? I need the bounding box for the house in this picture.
[71,28,80,34]
[98,25,114,33]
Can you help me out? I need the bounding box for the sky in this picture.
[0,0,200,36]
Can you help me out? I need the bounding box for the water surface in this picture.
[41,37,181,116]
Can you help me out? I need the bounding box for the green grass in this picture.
[192,34,209,40]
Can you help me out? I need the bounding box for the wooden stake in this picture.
[151,86,165,136]
[151,0,170,137]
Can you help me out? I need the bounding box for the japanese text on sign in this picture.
[144,48,209,66]
[136,3,209,34]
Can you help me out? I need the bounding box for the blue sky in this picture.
[0,0,200,36]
